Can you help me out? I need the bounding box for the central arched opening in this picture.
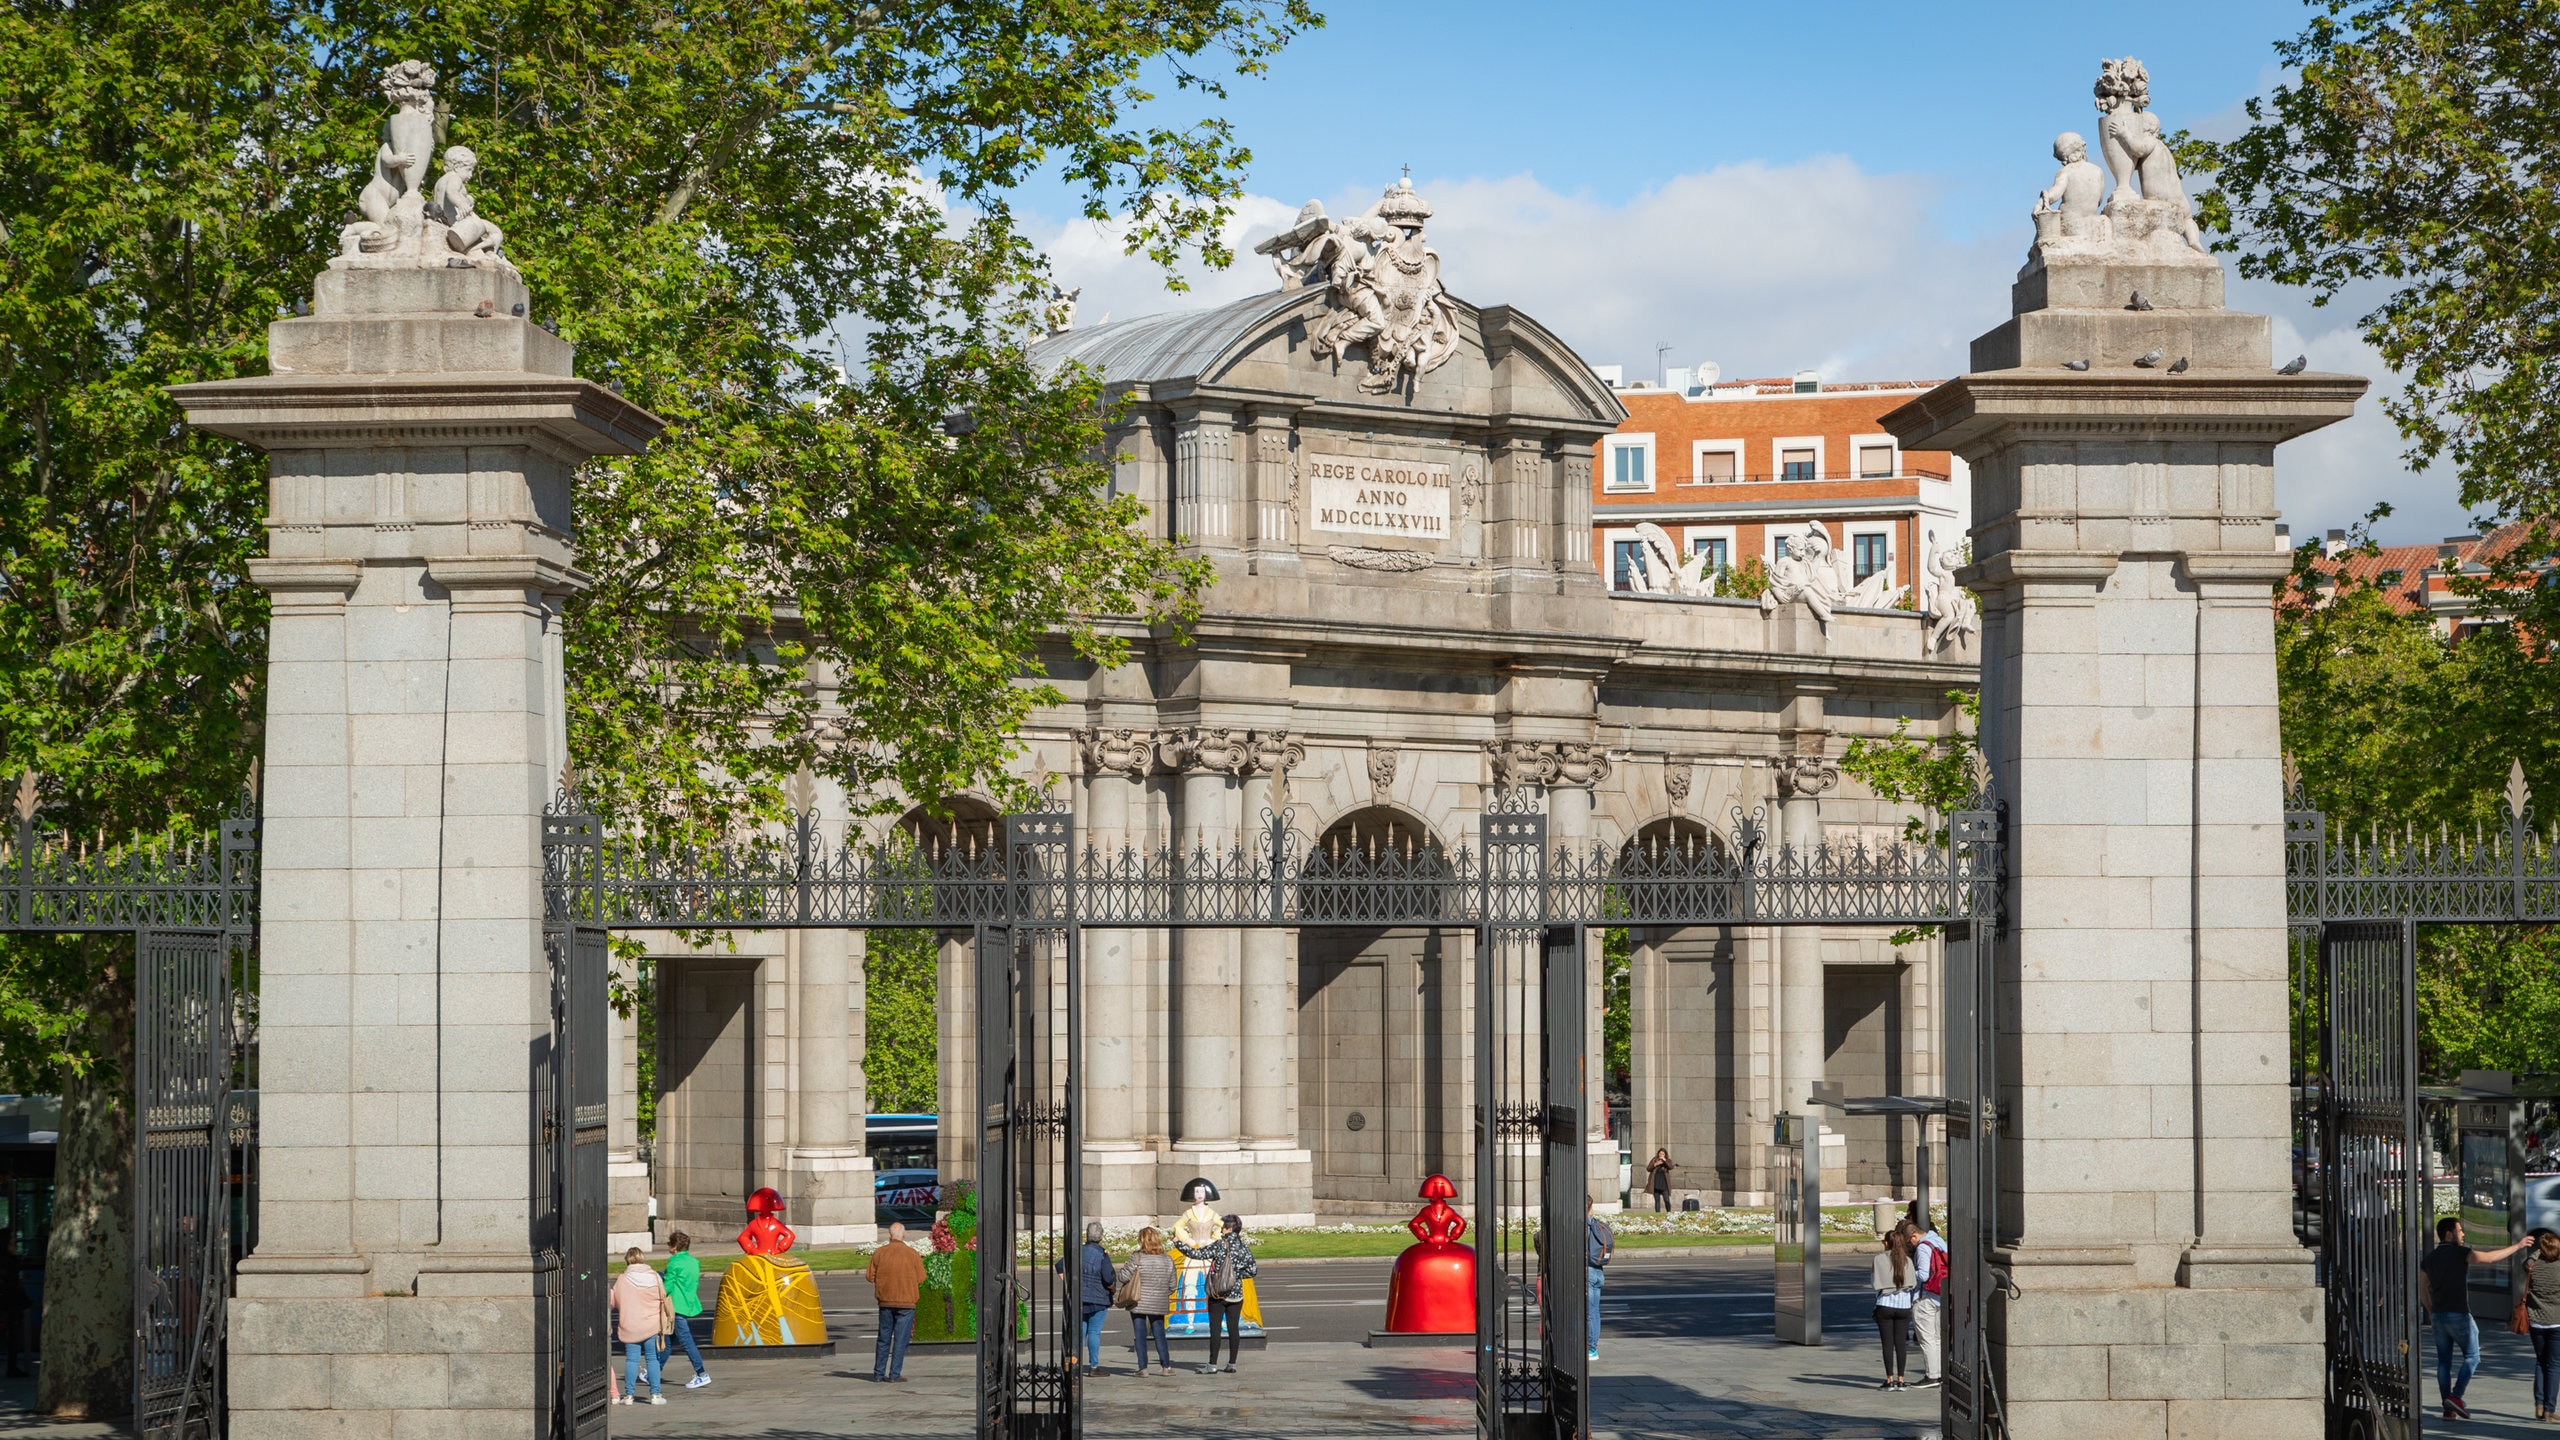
[1297,806,1464,1216]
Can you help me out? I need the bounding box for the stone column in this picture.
[1239,731,1304,1152]
[1886,198,2363,1440]
[1551,746,1620,1206]
[1169,727,1247,1151]
[784,926,874,1243]
[1772,748,1837,1123]
[175,252,659,1436]
[608,995,650,1252]
[1075,727,1156,1222]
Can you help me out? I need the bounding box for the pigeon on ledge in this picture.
[2063,358,2092,371]
[2126,291,2154,311]
[2166,356,2190,374]
[2277,355,2308,375]
[2134,349,2164,368]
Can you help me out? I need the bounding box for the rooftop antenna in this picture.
[1656,340,1674,388]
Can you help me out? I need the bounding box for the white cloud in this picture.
[1036,158,2465,542]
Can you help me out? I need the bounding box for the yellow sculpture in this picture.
[711,1186,829,1346]
[710,1253,827,1346]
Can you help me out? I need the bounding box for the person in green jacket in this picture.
[663,1232,712,1388]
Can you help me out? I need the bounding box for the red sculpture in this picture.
[737,1186,797,1256]
[1384,1173,1475,1333]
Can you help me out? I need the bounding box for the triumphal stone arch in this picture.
[619,178,1980,1235]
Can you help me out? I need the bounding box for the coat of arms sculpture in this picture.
[1255,178,1461,396]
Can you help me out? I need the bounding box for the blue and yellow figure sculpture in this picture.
[1163,1177,1264,1337]
[711,1187,829,1347]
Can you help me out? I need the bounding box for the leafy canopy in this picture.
[2194,0,2560,518]
[1,0,1321,1052]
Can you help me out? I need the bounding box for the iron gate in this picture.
[974,813,1080,1440]
[556,779,2005,1439]
[2315,922,2420,1440]
[0,779,261,1438]
[133,929,236,1440]
[542,798,612,1440]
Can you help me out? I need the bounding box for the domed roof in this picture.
[1030,289,1303,388]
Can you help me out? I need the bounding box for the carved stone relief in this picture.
[1074,727,1161,780]
[1771,753,1842,801]
[1664,760,1694,811]
[1367,741,1400,798]
[1326,545,1433,572]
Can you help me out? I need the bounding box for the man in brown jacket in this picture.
[866,1221,927,1382]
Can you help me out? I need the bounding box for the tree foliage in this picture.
[1,0,1315,1410]
[2194,0,2560,518]
[864,928,938,1114]
[1838,689,1982,845]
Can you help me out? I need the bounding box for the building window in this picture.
[1853,533,1889,582]
[1858,444,1895,478]
[1780,448,1816,482]
[1692,536,1729,575]
[1611,538,1649,590]
[1694,450,1736,484]
[1604,438,1654,492]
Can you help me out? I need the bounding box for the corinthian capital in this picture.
[1248,729,1306,776]
[1074,727,1160,781]
[1163,726,1254,777]
[1483,738,1559,789]
[1554,743,1611,788]
[1771,752,1840,800]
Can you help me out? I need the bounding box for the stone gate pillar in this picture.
[1886,84,2364,1440]
[171,93,659,1435]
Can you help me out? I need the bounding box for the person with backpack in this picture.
[661,1231,711,1389]
[1115,1227,1177,1376]
[1173,1213,1259,1374]
[1908,1206,1947,1389]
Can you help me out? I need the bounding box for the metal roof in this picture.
[1029,289,1307,387]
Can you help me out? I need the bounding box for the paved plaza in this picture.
[603,1250,1942,1439]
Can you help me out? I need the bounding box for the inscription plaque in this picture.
[1305,452,1452,539]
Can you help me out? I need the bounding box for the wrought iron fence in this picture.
[555,797,2007,932]
[2286,761,2558,926]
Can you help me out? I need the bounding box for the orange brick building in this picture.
[1587,371,1968,597]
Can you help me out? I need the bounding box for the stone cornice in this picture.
[1881,370,2368,455]
[425,554,591,598]
[245,557,363,597]
[165,372,664,458]
[1957,550,2122,592]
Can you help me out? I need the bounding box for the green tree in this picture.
[2194,0,2560,519]
[864,929,939,1113]
[0,0,1314,1410]
[2416,924,2560,1079]
[1838,689,1981,845]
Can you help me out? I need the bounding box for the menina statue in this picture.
[336,61,516,272]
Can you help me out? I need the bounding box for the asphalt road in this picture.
[759,1248,1892,1352]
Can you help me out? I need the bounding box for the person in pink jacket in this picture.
[610,1249,672,1405]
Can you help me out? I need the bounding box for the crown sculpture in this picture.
[335,61,514,273]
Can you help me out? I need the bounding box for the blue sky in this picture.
[1025,1,2479,544]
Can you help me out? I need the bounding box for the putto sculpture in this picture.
[1254,178,1460,396]
[1917,533,1979,653]
[2032,132,2108,243]
[2083,57,2207,258]
[336,61,515,272]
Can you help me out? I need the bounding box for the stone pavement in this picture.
[604,1332,1952,1439]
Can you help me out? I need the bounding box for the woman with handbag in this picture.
[609,1247,674,1405]
[1114,1227,1177,1376]
[1173,1214,1259,1375]
[2523,1228,2560,1420]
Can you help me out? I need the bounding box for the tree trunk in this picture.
[40,943,131,1418]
